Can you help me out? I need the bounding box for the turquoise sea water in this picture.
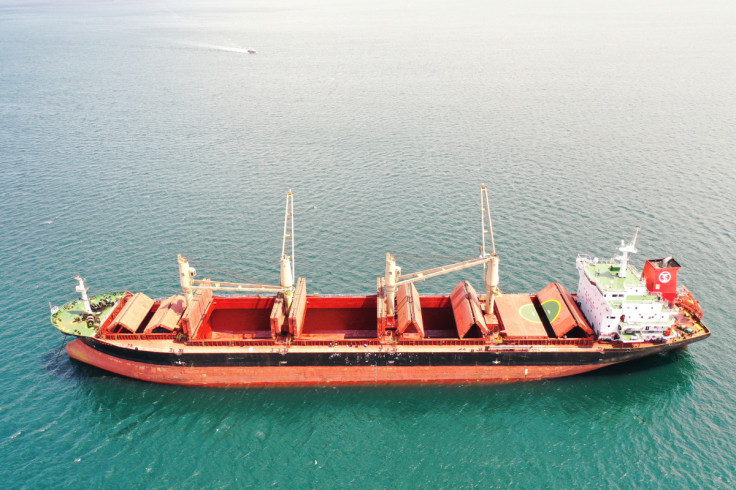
[1,0,735,487]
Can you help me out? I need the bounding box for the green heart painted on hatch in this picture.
[518,303,542,323]
[541,299,561,323]
[518,300,561,323]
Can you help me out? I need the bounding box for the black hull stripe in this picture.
[83,336,705,368]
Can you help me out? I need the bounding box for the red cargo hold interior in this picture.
[196,296,275,339]
[418,296,464,338]
[299,296,378,339]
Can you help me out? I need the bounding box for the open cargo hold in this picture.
[196,296,275,340]
[296,296,378,339]
[418,296,457,338]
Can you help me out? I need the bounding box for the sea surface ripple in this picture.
[0,0,734,487]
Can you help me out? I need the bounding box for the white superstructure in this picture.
[575,233,677,343]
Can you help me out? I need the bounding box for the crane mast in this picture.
[177,191,296,305]
[280,190,295,307]
[481,184,500,313]
[383,184,501,316]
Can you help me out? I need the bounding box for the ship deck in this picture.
[85,286,708,351]
[52,292,125,336]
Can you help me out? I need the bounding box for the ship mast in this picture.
[74,275,92,314]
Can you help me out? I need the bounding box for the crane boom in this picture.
[190,279,286,293]
[280,190,296,307]
[480,184,500,313]
[384,253,490,316]
[480,183,496,256]
[396,256,490,285]
[281,190,295,279]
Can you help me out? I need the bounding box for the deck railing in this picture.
[102,333,177,341]
[183,337,595,348]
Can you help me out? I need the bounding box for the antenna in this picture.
[616,226,640,278]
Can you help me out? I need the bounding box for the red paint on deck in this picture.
[66,339,611,387]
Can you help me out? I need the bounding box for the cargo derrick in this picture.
[174,190,297,342]
[379,184,500,342]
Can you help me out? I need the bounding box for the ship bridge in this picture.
[575,231,678,342]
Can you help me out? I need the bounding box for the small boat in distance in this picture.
[51,186,709,386]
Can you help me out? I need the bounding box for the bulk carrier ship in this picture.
[50,186,709,386]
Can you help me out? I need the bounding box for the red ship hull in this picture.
[67,338,611,386]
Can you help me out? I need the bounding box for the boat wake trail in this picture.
[173,41,249,54]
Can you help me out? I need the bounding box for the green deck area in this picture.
[585,262,645,292]
[626,294,660,301]
[50,291,125,337]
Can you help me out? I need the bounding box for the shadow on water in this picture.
[40,337,78,378]
[579,347,695,377]
[538,348,700,416]
[40,339,147,384]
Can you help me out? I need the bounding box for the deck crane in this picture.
[177,191,297,307]
[383,184,501,316]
